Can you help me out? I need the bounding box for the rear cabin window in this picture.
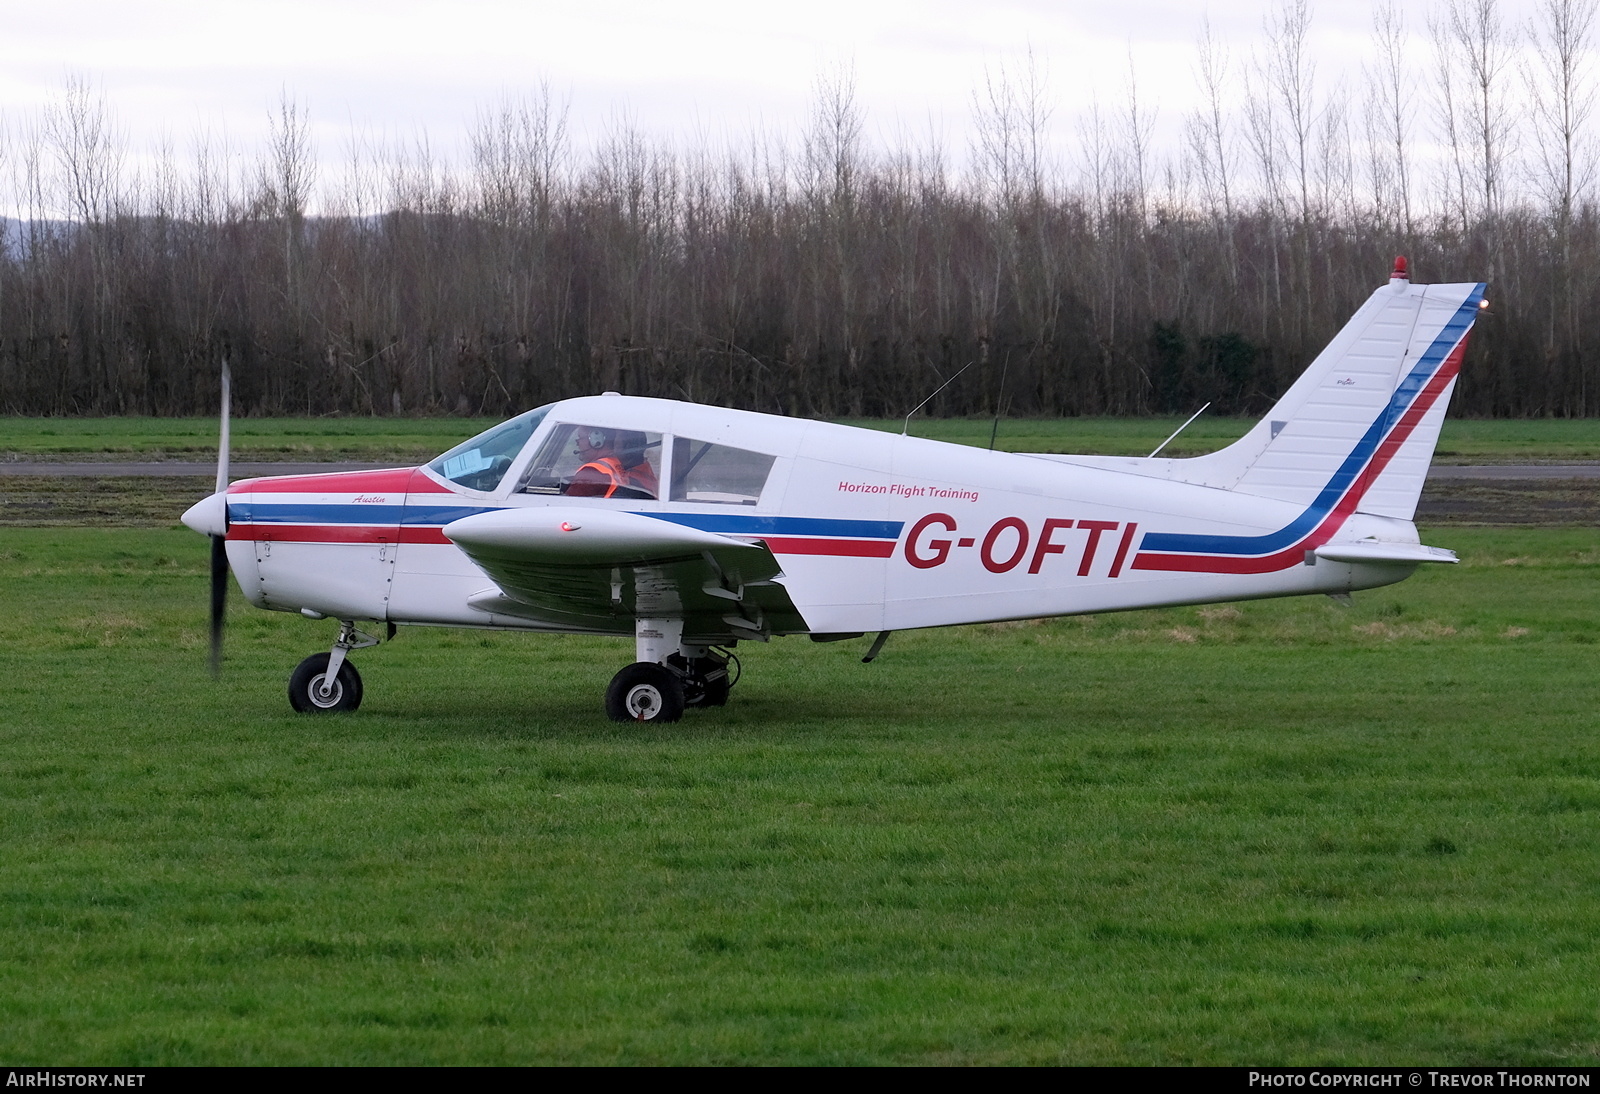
[670,438,775,506]
[520,424,663,501]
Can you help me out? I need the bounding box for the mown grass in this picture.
[5,415,1600,463]
[2,526,1598,1064]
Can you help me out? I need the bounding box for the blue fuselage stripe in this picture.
[637,513,905,538]
[230,503,505,525]
[230,503,409,524]
[227,502,904,541]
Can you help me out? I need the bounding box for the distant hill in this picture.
[0,217,75,260]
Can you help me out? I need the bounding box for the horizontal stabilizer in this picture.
[1314,541,1458,565]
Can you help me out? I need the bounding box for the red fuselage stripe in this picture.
[227,523,395,544]
[760,536,897,557]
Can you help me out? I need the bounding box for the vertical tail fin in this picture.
[1179,267,1485,521]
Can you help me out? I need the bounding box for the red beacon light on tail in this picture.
[1391,255,1409,283]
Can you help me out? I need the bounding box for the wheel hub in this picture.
[624,683,663,720]
[309,673,343,708]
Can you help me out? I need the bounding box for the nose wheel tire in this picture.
[605,662,685,723]
[288,652,364,713]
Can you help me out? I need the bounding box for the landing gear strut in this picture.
[604,619,739,723]
[289,621,379,713]
[672,649,733,708]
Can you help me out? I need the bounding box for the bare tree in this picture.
[1078,96,1114,222]
[1366,0,1415,235]
[187,123,235,227]
[1315,85,1356,228]
[1526,0,1598,260]
[972,46,1053,209]
[1445,0,1518,283]
[1430,12,1474,233]
[42,75,123,223]
[259,90,315,222]
[1525,0,1599,408]
[800,63,868,408]
[1120,52,1157,225]
[1188,16,1236,222]
[471,83,570,230]
[1243,0,1319,349]
[1242,61,1286,215]
[255,91,317,335]
[803,62,864,211]
[1263,0,1318,227]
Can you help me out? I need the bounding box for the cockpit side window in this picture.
[670,437,775,505]
[520,423,662,501]
[428,406,551,492]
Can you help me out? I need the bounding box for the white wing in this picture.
[444,507,809,641]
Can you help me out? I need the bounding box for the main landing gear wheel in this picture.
[288,652,364,713]
[606,662,685,723]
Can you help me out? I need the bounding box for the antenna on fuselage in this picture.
[1148,402,1211,458]
[902,361,973,436]
[988,350,1011,451]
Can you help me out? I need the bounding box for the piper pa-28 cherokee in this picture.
[182,259,1485,722]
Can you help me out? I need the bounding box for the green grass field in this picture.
[6,415,1600,463]
[2,524,1598,1064]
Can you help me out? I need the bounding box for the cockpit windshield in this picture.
[428,405,552,492]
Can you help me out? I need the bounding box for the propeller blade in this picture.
[209,533,227,678]
[215,359,231,495]
[209,357,232,678]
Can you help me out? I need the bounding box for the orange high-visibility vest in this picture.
[574,457,658,498]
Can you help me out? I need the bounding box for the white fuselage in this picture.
[221,398,1423,637]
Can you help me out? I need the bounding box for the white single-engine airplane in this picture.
[182,260,1485,721]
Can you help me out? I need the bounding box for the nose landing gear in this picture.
[289,621,379,713]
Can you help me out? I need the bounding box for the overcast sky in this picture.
[0,0,1556,184]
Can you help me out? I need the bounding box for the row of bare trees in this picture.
[3,0,1600,419]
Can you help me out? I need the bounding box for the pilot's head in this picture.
[574,427,615,459]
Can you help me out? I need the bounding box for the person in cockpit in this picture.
[566,428,659,499]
